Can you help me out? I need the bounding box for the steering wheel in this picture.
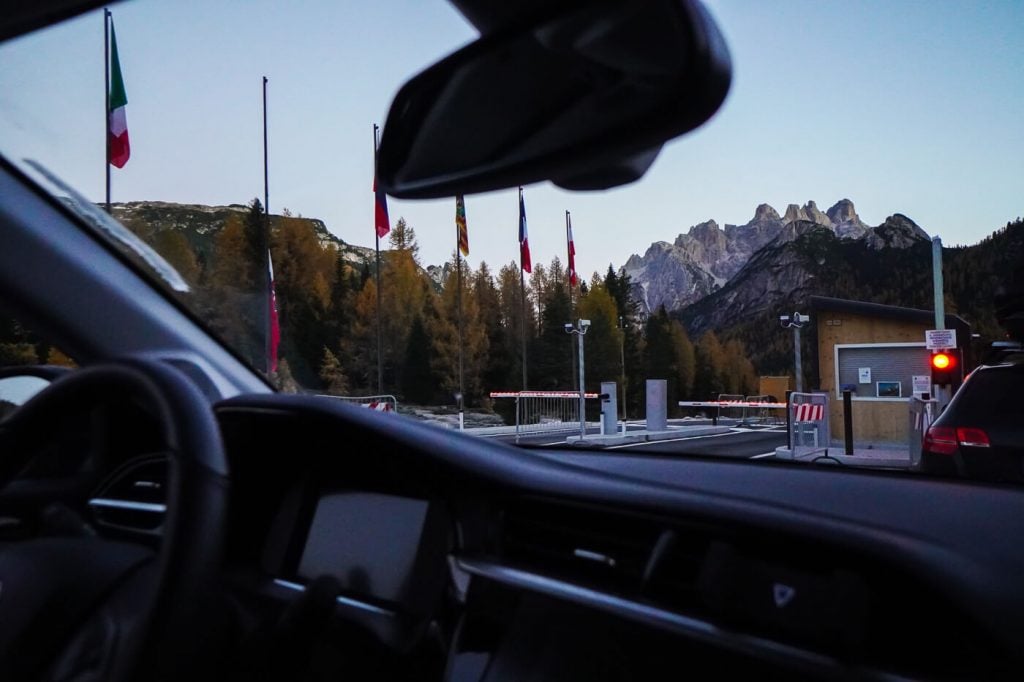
[0,359,229,681]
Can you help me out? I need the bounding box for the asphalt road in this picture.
[486,421,787,459]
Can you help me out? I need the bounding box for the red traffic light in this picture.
[931,349,963,388]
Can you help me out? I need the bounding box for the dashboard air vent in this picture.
[499,499,662,595]
[88,455,168,536]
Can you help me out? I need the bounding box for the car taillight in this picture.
[924,426,958,455]
[955,427,991,448]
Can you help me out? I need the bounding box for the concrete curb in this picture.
[775,446,913,469]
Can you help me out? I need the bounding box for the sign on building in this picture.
[925,329,957,350]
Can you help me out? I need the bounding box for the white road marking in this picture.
[750,452,777,459]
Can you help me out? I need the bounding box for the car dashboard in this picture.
[157,393,1024,681]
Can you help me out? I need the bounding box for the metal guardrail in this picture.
[490,391,600,442]
[678,396,786,426]
[908,396,938,470]
[318,393,398,413]
[716,394,745,421]
[737,394,782,426]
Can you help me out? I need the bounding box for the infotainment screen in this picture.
[297,492,430,603]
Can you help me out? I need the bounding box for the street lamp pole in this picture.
[565,319,591,438]
[780,312,809,394]
[619,315,626,421]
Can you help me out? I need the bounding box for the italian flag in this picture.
[108,21,130,168]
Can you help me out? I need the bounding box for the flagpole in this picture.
[104,9,111,213]
[262,76,272,375]
[373,124,384,394]
[567,210,577,390]
[456,217,465,429]
[519,187,528,391]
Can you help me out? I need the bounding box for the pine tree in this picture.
[496,262,534,389]
[577,282,624,394]
[319,346,349,394]
[380,217,430,389]
[473,262,507,396]
[533,277,574,390]
[693,331,727,400]
[402,314,434,404]
[605,265,644,415]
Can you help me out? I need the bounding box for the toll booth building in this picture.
[809,296,970,447]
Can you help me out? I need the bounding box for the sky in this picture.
[1,0,1022,281]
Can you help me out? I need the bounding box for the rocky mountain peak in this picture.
[863,213,930,250]
[826,198,868,240]
[783,202,832,228]
[782,204,805,224]
[689,219,722,241]
[753,203,780,222]
[826,198,858,224]
[803,200,833,228]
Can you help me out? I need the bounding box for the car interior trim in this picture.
[87,497,168,514]
[272,578,397,617]
[456,557,904,681]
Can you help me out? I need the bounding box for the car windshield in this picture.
[1,1,1022,472]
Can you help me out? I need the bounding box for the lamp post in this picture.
[618,315,626,421]
[779,312,809,393]
[565,319,591,438]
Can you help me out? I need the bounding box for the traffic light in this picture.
[931,349,962,387]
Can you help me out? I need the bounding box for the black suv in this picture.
[922,359,1024,482]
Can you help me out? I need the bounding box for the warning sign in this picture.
[926,329,957,350]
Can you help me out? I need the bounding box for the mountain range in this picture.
[623,199,929,313]
[103,198,1020,377]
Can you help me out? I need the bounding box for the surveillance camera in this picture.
[795,313,810,324]
[779,315,790,322]
[580,319,591,328]
[564,323,573,331]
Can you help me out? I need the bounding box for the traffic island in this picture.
[566,424,732,447]
[775,444,913,469]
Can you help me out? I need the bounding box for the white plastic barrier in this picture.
[908,396,938,469]
[788,392,829,459]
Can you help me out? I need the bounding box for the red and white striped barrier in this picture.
[490,391,600,399]
[678,401,787,409]
[365,400,393,412]
[793,403,824,422]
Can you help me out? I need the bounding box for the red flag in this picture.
[519,189,531,273]
[567,212,577,287]
[373,171,390,238]
[456,195,469,256]
[268,250,280,373]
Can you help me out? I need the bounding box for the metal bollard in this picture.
[843,390,853,456]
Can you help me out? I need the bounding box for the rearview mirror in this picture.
[378,0,731,199]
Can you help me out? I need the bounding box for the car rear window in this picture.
[951,366,1024,424]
